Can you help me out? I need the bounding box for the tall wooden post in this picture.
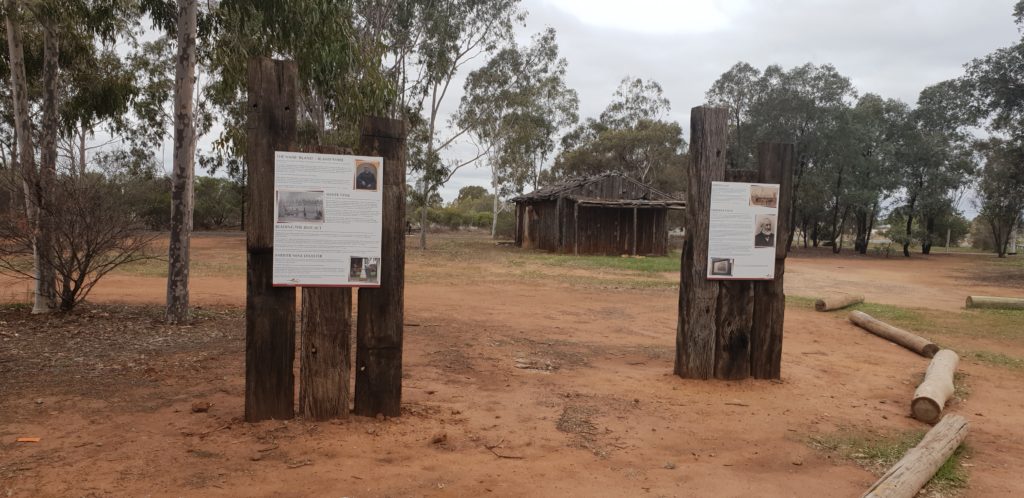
[244,58,298,421]
[675,106,793,380]
[675,107,728,379]
[354,117,407,417]
[751,143,794,378]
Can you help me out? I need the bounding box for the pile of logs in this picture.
[844,308,968,497]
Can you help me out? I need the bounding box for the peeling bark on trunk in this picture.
[6,1,56,314]
[491,166,499,238]
[166,0,198,324]
[33,22,60,313]
[418,180,428,250]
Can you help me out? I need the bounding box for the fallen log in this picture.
[862,414,969,498]
[815,294,865,312]
[911,350,959,424]
[848,311,938,358]
[965,295,1024,310]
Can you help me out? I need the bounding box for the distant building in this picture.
[511,172,685,256]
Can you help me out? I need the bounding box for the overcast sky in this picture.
[438,0,1022,209]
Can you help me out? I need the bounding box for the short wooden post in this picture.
[296,145,354,420]
[354,117,407,417]
[751,143,793,379]
[300,287,352,419]
[675,106,727,379]
[244,57,298,421]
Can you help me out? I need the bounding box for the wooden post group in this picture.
[674,106,794,380]
[244,57,406,422]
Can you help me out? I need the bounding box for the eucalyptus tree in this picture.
[3,0,140,313]
[975,139,1024,257]
[456,27,578,237]
[705,61,760,169]
[550,77,685,194]
[356,0,524,249]
[741,63,858,250]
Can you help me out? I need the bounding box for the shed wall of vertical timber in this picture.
[572,206,667,255]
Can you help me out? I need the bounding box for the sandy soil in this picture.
[1,232,1023,497]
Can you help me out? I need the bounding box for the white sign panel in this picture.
[706,181,780,280]
[272,151,383,287]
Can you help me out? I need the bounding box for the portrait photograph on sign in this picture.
[754,214,776,248]
[706,181,780,280]
[271,152,385,287]
[354,160,379,191]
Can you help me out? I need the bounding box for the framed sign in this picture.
[272,151,384,287]
[706,181,780,280]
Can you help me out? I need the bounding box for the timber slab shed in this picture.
[511,172,685,256]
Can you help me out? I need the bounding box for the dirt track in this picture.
[1,232,1023,497]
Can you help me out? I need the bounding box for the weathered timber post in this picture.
[299,145,353,421]
[750,142,794,379]
[245,57,298,421]
[300,287,352,419]
[675,106,793,380]
[675,106,727,379]
[354,117,407,417]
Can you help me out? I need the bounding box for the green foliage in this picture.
[194,176,242,229]
[973,139,1024,256]
[204,0,394,157]
[549,76,685,195]
[458,27,579,199]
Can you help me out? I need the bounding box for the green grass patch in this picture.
[849,302,933,331]
[809,429,969,495]
[968,350,1024,371]
[527,252,681,273]
[785,295,818,310]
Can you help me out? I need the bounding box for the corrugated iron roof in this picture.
[511,171,679,202]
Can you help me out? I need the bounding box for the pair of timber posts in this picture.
[244,57,406,421]
[243,59,791,420]
[675,106,794,380]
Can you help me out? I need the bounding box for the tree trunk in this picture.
[419,181,428,249]
[78,126,87,175]
[863,203,877,255]
[921,215,934,255]
[903,196,916,258]
[34,21,59,313]
[491,166,499,238]
[166,0,198,324]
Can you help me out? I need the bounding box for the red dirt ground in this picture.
[1,232,1023,497]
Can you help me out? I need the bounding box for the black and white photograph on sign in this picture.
[749,185,779,208]
[354,161,379,191]
[277,190,325,223]
[349,257,380,283]
[710,257,734,276]
[754,214,777,248]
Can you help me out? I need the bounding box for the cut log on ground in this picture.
[815,294,864,312]
[862,414,969,498]
[965,295,1024,310]
[848,311,938,358]
[911,350,959,424]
